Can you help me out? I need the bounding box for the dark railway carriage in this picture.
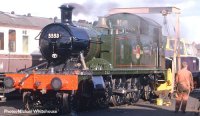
[3,4,169,114]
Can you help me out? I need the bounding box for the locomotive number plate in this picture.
[48,33,60,39]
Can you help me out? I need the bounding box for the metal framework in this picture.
[108,7,180,15]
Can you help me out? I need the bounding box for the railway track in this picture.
[1,95,199,116]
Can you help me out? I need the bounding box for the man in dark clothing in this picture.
[175,62,194,113]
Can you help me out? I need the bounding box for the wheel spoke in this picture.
[144,85,152,100]
[129,78,141,104]
[61,93,70,114]
[111,77,125,106]
[23,92,34,110]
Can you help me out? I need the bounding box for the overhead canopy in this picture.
[108,7,180,15]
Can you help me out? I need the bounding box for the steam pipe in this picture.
[80,52,88,70]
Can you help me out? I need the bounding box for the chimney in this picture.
[96,16,109,29]
[59,4,74,25]
[54,16,58,23]
[27,13,31,17]
[11,11,15,14]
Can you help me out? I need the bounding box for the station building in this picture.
[0,11,54,72]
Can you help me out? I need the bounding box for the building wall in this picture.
[0,26,44,72]
[0,26,41,55]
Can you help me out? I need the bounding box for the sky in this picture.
[0,0,200,43]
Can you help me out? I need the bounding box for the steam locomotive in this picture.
[3,4,169,114]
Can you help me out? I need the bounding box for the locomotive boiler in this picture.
[3,4,171,114]
[40,5,91,66]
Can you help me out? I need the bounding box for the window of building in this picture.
[9,29,16,52]
[23,36,28,53]
[0,32,4,50]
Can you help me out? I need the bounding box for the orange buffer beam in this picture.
[5,73,78,90]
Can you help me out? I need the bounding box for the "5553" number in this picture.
[48,33,60,39]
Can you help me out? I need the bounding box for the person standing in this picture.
[175,61,194,113]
